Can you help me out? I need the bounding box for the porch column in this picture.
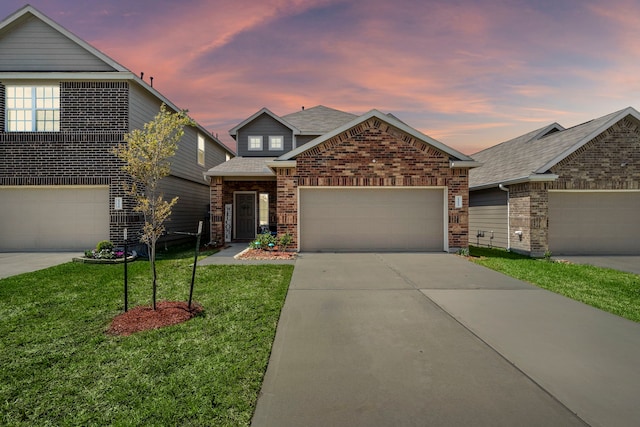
[210,176,224,245]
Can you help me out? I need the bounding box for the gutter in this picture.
[470,174,559,191]
[498,184,510,250]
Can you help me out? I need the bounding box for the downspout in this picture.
[498,184,510,250]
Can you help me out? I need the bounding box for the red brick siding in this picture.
[209,180,277,244]
[276,118,469,250]
[509,118,640,256]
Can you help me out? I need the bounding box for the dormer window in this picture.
[269,136,283,151]
[6,85,60,132]
[248,135,263,151]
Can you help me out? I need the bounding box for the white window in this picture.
[259,193,269,226]
[6,85,60,132]
[248,135,263,151]
[197,134,205,166]
[226,152,231,161]
[269,135,284,151]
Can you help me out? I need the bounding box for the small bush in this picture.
[279,233,293,252]
[96,240,114,251]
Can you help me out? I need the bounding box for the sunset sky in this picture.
[2,0,639,154]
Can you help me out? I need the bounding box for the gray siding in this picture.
[129,84,161,131]
[158,175,211,242]
[237,113,293,156]
[469,188,509,249]
[129,84,229,182]
[0,16,114,71]
[295,135,320,147]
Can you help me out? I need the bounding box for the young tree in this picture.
[114,104,195,310]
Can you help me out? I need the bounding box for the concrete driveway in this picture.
[0,252,81,279]
[556,255,640,275]
[252,253,640,427]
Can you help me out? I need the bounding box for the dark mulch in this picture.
[107,300,203,336]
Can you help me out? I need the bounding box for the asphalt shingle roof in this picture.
[281,105,357,134]
[470,108,636,188]
[205,157,276,177]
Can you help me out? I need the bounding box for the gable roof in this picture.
[469,107,640,189]
[228,107,300,138]
[0,5,127,72]
[0,5,234,156]
[281,105,358,134]
[278,109,476,162]
[204,156,276,177]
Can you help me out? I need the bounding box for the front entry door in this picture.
[235,193,256,239]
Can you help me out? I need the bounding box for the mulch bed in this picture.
[107,301,203,336]
[236,248,297,260]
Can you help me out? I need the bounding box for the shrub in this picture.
[279,233,293,252]
[96,240,114,252]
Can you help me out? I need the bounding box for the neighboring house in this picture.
[0,5,234,251]
[206,105,479,252]
[469,107,640,256]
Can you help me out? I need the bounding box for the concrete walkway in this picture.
[252,253,640,427]
[0,252,82,279]
[198,243,296,266]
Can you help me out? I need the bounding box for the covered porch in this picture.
[206,157,279,245]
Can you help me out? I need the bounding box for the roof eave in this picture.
[450,160,482,169]
[280,109,474,161]
[470,174,559,191]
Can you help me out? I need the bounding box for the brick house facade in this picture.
[0,6,233,251]
[470,108,640,256]
[207,108,478,252]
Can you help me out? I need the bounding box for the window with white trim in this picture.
[197,134,205,166]
[269,135,284,151]
[248,135,263,151]
[259,193,269,226]
[6,85,60,132]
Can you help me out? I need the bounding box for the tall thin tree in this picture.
[114,104,195,310]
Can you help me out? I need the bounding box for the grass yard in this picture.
[0,247,293,426]
[469,246,640,322]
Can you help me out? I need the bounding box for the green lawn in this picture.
[469,246,640,322]
[0,248,293,426]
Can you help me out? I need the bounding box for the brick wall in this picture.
[275,117,470,250]
[0,81,142,245]
[507,117,640,256]
[60,82,129,132]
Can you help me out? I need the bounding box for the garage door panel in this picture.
[549,192,640,255]
[300,188,444,252]
[0,187,109,251]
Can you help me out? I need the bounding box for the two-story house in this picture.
[206,105,479,252]
[0,5,234,251]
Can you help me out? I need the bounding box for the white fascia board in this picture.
[0,72,135,80]
[535,107,640,173]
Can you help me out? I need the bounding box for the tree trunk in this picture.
[150,242,157,310]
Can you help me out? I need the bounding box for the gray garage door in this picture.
[299,188,444,252]
[0,186,109,251]
[548,191,640,255]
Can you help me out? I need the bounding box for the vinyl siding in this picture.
[469,188,509,249]
[295,134,320,147]
[0,16,114,71]
[129,84,228,183]
[158,175,211,242]
[129,83,161,131]
[237,113,293,156]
